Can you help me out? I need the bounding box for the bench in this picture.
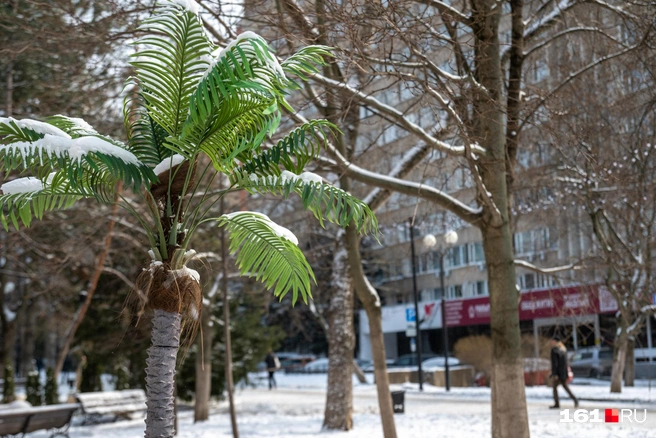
[0,403,79,438]
[76,389,146,424]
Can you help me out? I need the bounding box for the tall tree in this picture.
[0,2,376,437]
[246,1,650,436]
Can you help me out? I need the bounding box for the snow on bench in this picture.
[76,389,146,423]
[0,403,80,438]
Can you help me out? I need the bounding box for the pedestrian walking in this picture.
[265,350,280,390]
[549,336,578,409]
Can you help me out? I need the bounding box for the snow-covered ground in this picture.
[20,373,656,437]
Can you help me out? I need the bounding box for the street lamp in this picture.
[424,230,458,391]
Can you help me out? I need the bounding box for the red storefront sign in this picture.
[444,285,618,327]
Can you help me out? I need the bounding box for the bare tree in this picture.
[232,1,651,436]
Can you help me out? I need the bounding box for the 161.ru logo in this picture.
[560,409,647,423]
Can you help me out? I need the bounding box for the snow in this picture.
[1,177,44,194]
[1,134,141,166]
[153,154,186,176]
[19,372,656,438]
[168,0,200,15]
[0,117,71,139]
[224,211,299,245]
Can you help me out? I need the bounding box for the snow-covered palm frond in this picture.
[230,120,338,180]
[218,211,314,304]
[0,118,155,206]
[129,0,211,138]
[0,173,86,229]
[45,115,98,137]
[234,171,378,235]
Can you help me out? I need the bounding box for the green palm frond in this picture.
[234,172,378,235]
[0,119,156,195]
[0,172,90,230]
[179,33,289,168]
[281,45,333,88]
[123,79,173,167]
[130,0,210,138]
[230,120,338,182]
[218,211,314,304]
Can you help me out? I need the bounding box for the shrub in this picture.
[454,335,493,375]
[2,363,15,403]
[26,371,42,406]
[44,368,58,405]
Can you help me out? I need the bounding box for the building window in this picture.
[447,285,462,299]
[469,242,485,263]
[476,281,488,296]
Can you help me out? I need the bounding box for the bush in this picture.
[44,368,58,405]
[454,335,493,375]
[26,371,42,406]
[2,363,16,403]
[114,364,130,391]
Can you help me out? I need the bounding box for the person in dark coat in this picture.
[549,336,578,409]
[265,350,279,390]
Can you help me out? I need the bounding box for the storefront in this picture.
[358,284,655,362]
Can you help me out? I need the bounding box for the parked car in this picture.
[278,353,316,372]
[569,347,614,378]
[388,354,438,368]
[421,356,461,369]
[302,358,330,373]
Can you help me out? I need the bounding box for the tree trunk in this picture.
[54,194,121,378]
[145,309,181,438]
[473,2,530,437]
[194,303,213,422]
[484,226,528,437]
[19,299,36,376]
[323,242,354,430]
[345,226,397,438]
[625,337,635,387]
[610,333,628,393]
[221,200,239,438]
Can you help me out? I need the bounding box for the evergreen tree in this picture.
[2,362,15,403]
[44,367,58,405]
[25,370,41,406]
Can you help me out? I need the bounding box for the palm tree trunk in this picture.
[145,309,181,438]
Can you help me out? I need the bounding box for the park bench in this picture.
[76,389,146,424]
[0,403,79,438]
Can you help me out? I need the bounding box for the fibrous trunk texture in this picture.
[346,226,397,438]
[323,243,354,430]
[145,309,181,438]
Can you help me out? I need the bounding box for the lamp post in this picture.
[408,218,424,391]
[424,230,458,391]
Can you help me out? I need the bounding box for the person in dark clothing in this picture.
[549,336,578,409]
[265,351,279,390]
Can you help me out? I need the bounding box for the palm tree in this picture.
[0,2,376,436]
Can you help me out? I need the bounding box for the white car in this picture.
[302,358,330,372]
[421,356,461,369]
